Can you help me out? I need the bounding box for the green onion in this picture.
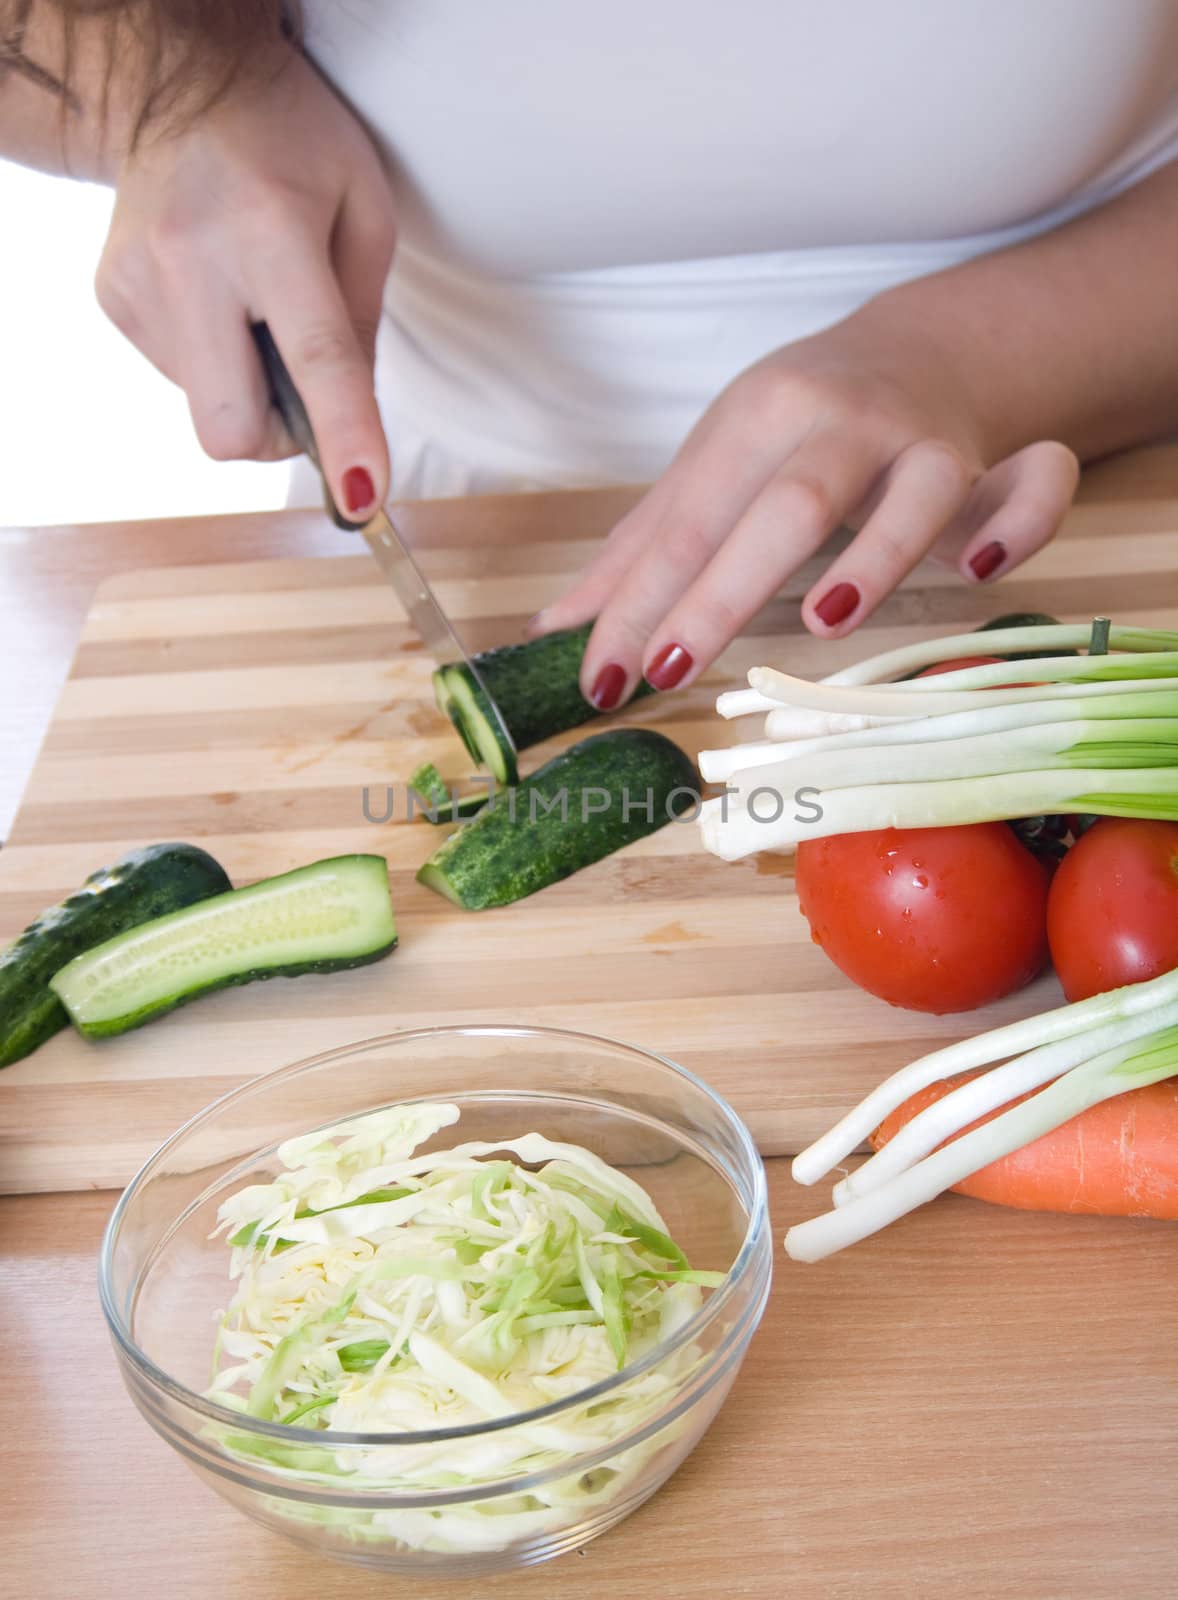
[701,626,1178,859]
[337,1338,392,1372]
[783,969,1178,1262]
[786,1014,1178,1263]
[822,623,1178,687]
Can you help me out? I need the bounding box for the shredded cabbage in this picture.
[206,1102,725,1554]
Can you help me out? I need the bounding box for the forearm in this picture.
[857,157,1178,464]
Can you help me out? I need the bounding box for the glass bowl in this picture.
[99,1024,771,1577]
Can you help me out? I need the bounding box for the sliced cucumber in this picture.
[0,842,231,1068]
[417,729,699,910]
[50,855,397,1038]
[408,761,493,824]
[433,623,656,783]
[409,762,450,810]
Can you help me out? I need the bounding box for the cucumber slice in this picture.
[50,855,397,1037]
[408,762,493,824]
[409,762,450,810]
[417,729,699,910]
[435,664,519,784]
[432,624,656,781]
[0,843,232,1068]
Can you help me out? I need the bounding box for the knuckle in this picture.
[904,437,976,493]
[690,588,743,640]
[867,524,916,571]
[857,515,921,572]
[662,518,717,570]
[244,187,313,244]
[742,367,804,432]
[145,208,196,266]
[293,323,362,374]
[194,401,266,462]
[93,265,137,334]
[772,472,835,534]
[350,314,381,356]
[1035,438,1081,486]
[604,608,654,655]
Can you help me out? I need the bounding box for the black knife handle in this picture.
[250,320,356,531]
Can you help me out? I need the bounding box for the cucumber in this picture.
[433,624,656,784]
[408,762,491,824]
[979,611,1076,660]
[0,842,232,1068]
[978,611,1061,633]
[50,855,397,1038]
[417,729,699,910]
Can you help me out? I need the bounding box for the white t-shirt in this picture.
[296,0,1178,501]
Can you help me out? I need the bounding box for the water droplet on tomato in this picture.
[913,873,929,890]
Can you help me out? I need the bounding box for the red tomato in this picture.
[1046,818,1178,1000]
[915,655,1005,676]
[795,824,1050,1014]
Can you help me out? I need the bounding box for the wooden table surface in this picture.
[4,454,1178,1598]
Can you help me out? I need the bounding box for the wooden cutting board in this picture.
[3,487,1177,1193]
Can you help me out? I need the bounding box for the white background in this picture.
[0,157,290,527]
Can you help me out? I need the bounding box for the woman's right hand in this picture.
[94,47,396,518]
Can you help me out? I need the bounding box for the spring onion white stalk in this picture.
[762,707,909,740]
[716,688,781,719]
[784,1023,1178,1262]
[702,694,1178,785]
[704,767,1178,860]
[791,965,1178,1186]
[701,629,1178,859]
[750,659,1178,717]
[822,625,1178,687]
[733,719,1178,797]
[831,994,1178,1205]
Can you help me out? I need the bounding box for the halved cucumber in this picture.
[433,623,656,783]
[417,729,699,910]
[0,842,232,1068]
[50,855,397,1037]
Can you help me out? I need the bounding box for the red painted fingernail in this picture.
[813,581,860,627]
[969,540,1006,581]
[342,466,376,516]
[645,642,693,691]
[589,662,627,711]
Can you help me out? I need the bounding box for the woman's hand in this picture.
[531,308,1078,706]
[94,48,395,518]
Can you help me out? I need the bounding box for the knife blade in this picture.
[250,321,517,773]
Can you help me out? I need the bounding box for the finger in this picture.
[175,286,294,461]
[956,440,1079,583]
[634,429,886,689]
[254,233,389,517]
[331,182,397,370]
[94,233,180,384]
[802,439,979,637]
[526,495,660,637]
[533,364,811,638]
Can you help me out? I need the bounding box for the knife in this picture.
[250,321,517,773]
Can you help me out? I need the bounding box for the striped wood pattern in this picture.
[2,485,1177,1193]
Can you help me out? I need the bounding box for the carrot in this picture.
[870,1074,1178,1219]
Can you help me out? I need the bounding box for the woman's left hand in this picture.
[528,305,1078,707]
